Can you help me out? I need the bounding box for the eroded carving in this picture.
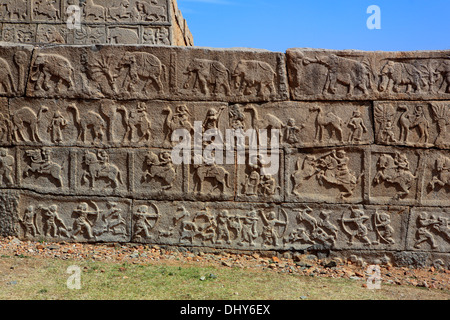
[30,53,75,94]
[373,151,417,200]
[23,148,64,188]
[233,60,276,98]
[414,212,450,250]
[81,150,123,189]
[12,105,49,143]
[0,148,14,186]
[142,151,176,190]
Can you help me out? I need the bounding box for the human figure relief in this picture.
[163,105,193,148]
[39,204,70,238]
[398,105,429,145]
[23,148,64,188]
[347,110,367,143]
[340,208,372,246]
[143,151,177,190]
[117,103,152,143]
[81,150,123,189]
[373,151,417,200]
[0,148,14,186]
[133,204,160,240]
[71,202,100,240]
[19,206,38,239]
[429,155,450,190]
[47,111,68,144]
[259,209,288,247]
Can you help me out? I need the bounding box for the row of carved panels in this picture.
[0,23,172,45]
[5,191,449,253]
[0,98,449,150]
[0,0,169,24]
[0,145,448,206]
[1,45,449,102]
[0,45,289,102]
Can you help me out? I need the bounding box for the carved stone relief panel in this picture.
[16,191,132,242]
[1,24,36,44]
[36,24,68,44]
[66,25,107,45]
[187,152,236,202]
[407,207,450,253]
[9,98,118,147]
[236,150,284,203]
[374,101,450,149]
[132,148,186,200]
[0,147,16,188]
[31,0,62,23]
[422,150,450,207]
[26,45,288,102]
[142,26,170,45]
[287,48,450,101]
[0,45,33,97]
[369,146,422,205]
[0,190,20,237]
[0,0,30,22]
[285,147,365,204]
[234,102,373,149]
[131,201,286,250]
[75,148,130,197]
[0,98,11,146]
[19,146,70,194]
[107,26,140,44]
[282,203,407,251]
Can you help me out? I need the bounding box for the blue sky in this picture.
[177,0,450,52]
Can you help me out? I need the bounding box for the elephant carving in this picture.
[378,60,426,94]
[0,58,16,94]
[118,51,166,95]
[184,58,231,96]
[30,53,75,93]
[232,60,276,98]
[303,54,373,96]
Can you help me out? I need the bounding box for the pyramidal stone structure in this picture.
[0,0,449,268]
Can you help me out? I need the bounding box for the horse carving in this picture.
[429,155,450,190]
[23,148,64,188]
[81,151,123,189]
[143,151,177,190]
[373,153,417,199]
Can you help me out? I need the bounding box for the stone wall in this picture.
[0,43,449,268]
[0,0,193,46]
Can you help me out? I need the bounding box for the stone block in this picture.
[285,147,366,204]
[233,101,374,149]
[374,101,450,149]
[15,191,132,242]
[368,145,423,206]
[0,190,20,237]
[287,48,450,101]
[0,44,33,97]
[25,45,289,103]
[406,207,450,253]
[421,149,450,207]
[282,203,408,251]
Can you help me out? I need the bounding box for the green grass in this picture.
[0,256,449,300]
